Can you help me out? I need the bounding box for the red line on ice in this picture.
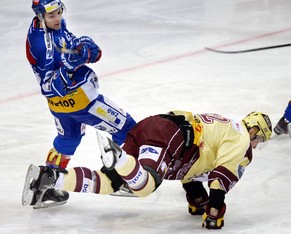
[1,27,291,104]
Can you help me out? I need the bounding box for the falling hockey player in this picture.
[23,110,272,229]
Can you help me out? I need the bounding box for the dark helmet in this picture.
[32,0,63,15]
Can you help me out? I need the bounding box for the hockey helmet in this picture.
[32,0,63,15]
[242,111,272,142]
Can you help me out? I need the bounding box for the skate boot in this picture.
[97,132,137,197]
[274,117,289,135]
[22,164,69,209]
[111,183,137,197]
[97,132,122,170]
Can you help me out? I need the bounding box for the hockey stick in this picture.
[205,43,291,54]
[39,14,77,54]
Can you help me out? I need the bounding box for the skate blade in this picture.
[33,200,67,209]
[110,188,137,198]
[22,164,40,206]
[110,191,137,197]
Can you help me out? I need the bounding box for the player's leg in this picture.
[23,164,128,205]
[96,132,158,197]
[85,94,136,145]
[79,94,137,195]
[39,115,83,206]
[48,115,85,168]
[52,111,135,197]
[22,164,69,209]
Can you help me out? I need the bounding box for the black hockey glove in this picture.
[182,181,208,215]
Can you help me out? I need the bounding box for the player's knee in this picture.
[131,173,157,197]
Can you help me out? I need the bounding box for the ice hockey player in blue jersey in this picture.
[274,100,291,138]
[25,0,136,206]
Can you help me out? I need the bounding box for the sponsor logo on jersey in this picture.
[140,147,159,154]
[47,88,91,113]
[96,107,121,126]
[94,122,118,133]
[48,98,76,108]
[138,145,162,162]
[82,184,89,193]
[54,117,64,135]
[128,170,143,185]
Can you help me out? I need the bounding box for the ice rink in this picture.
[1,0,291,233]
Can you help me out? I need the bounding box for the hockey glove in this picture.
[78,36,102,63]
[61,38,90,72]
[188,196,208,215]
[51,67,73,97]
[183,181,209,215]
[202,203,226,229]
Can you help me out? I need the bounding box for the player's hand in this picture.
[51,67,73,97]
[202,204,226,229]
[61,38,90,72]
[78,36,102,63]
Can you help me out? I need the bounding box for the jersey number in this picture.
[198,113,230,124]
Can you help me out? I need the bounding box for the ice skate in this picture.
[110,183,137,197]
[97,132,121,170]
[97,132,137,197]
[22,164,69,209]
[274,117,289,135]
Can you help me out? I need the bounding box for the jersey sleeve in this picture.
[26,23,60,97]
[207,120,252,192]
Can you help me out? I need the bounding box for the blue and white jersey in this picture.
[26,17,99,113]
[25,17,136,151]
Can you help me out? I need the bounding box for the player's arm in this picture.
[61,35,102,72]
[202,150,251,229]
[28,35,73,97]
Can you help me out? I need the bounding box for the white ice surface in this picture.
[0,0,291,233]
